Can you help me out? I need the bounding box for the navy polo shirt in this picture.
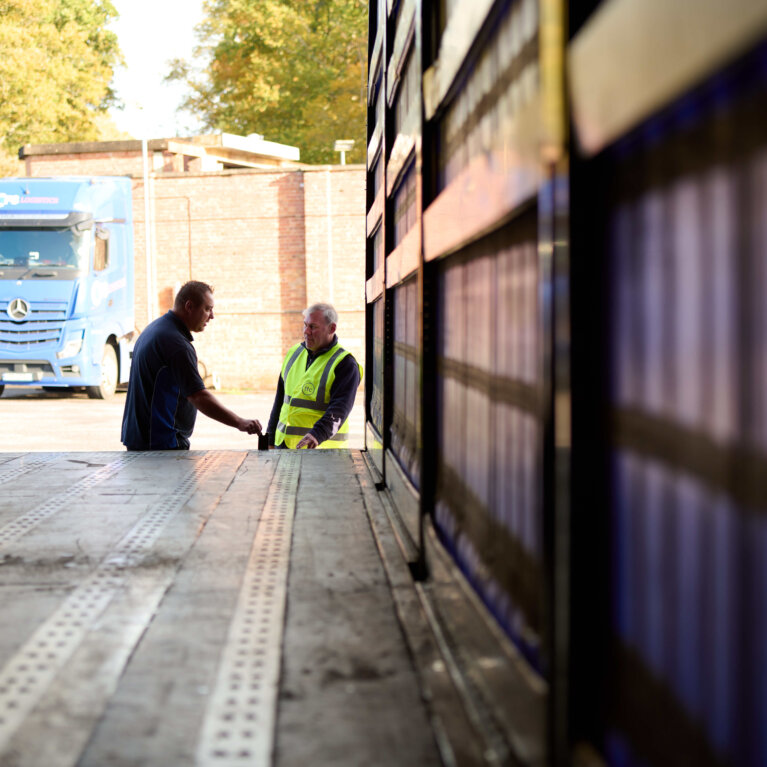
[121,310,205,450]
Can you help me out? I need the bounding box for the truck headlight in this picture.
[56,331,84,359]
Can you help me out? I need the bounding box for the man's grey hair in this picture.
[304,302,338,326]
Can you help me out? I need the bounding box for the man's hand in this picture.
[188,389,263,436]
[296,433,319,449]
[237,418,262,435]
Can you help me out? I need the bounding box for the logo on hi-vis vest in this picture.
[302,382,315,396]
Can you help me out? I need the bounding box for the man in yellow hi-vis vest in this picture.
[266,303,362,449]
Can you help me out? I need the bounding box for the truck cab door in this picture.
[90,225,116,316]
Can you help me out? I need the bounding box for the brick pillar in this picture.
[277,172,307,355]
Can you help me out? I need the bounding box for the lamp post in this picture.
[134,101,159,325]
[333,139,355,165]
[140,133,154,324]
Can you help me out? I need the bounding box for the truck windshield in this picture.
[0,228,89,280]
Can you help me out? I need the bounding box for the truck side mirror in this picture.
[94,227,110,271]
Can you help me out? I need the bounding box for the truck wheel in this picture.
[0,385,4,397]
[87,344,118,400]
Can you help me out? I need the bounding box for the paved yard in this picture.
[0,387,364,452]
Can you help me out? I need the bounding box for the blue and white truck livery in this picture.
[0,177,134,398]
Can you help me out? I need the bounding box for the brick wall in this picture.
[23,150,144,178]
[24,150,366,390]
[303,168,366,372]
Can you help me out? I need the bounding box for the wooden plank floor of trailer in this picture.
[0,450,444,767]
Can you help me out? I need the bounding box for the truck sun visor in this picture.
[0,211,92,228]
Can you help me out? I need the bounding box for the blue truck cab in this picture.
[0,177,134,398]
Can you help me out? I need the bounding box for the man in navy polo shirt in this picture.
[121,281,261,450]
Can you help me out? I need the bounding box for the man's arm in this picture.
[187,389,262,434]
[266,374,285,447]
[296,355,360,448]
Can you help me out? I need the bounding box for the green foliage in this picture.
[170,0,368,164]
[0,0,121,164]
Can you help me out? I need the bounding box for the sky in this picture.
[107,0,206,139]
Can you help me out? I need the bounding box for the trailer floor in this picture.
[0,450,442,767]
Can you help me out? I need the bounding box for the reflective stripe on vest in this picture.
[275,343,360,449]
[277,422,350,441]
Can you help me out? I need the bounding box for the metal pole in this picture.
[141,137,154,323]
[149,170,158,321]
[325,170,335,303]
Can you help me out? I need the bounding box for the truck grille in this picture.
[0,300,67,350]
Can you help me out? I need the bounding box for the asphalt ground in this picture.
[0,386,365,452]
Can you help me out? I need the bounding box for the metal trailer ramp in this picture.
[0,451,441,767]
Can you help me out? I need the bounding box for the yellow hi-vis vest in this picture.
[275,342,362,448]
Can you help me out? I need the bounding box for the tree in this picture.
[0,0,121,174]
[170,0,368,164]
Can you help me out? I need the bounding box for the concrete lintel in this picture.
[19,139,171,158]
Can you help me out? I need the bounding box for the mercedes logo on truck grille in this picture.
[7,298,30,321]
